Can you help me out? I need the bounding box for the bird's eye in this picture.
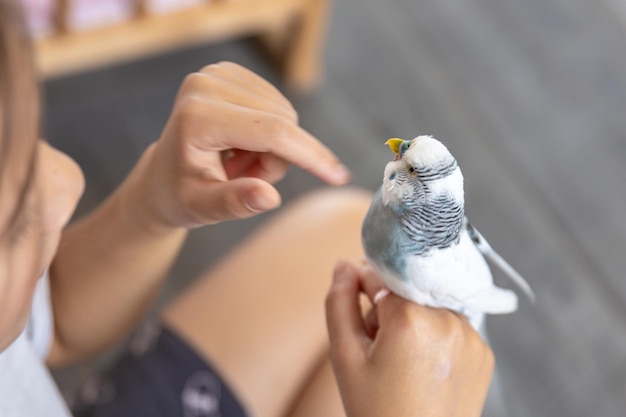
[400,141,410,156]
[408,166,416,174]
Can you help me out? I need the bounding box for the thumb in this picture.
[198,177,281,223]
[326,260,369,365]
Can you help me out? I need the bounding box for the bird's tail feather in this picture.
[465,287,518,315]
[466,221,536,303]
[484,246,536,303]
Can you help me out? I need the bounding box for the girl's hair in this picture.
[0,0,39,176]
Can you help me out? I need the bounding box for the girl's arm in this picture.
[47,62,350,366]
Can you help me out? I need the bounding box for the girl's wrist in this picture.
[114,143,185,237]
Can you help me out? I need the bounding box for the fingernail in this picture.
[329,164,352,184]
[246,192,276,213]
[373,289,390,304]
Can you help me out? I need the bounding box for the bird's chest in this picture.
[407,243,474,292]
[382,232,493,307]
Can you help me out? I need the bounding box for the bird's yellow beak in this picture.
[385,138,405,156]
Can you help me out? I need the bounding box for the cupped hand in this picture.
[326,260,494,417]
[124,62,351,230]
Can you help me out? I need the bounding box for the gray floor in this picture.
[44,0,626,416]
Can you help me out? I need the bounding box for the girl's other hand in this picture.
[326,260,494,417]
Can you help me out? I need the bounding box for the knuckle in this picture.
[259,155,288,182]
[218,61,246,74]
[325,282,353,313]
[390,301,421,332]
[199,63,221,74]
[324,291,333,311]
[324,288,337,312]
[445,311,466,335]
[445,318,494,366]
[215,60,235,68]
[325,285,345,308]
[454,324,472,344]
[265,114,293,141]
[324,296,336,320]
[177,94,204,119]
[426,310,467,351]
[223,191,250,219]
[181,72,205,91]
[259,167,286,185]
[182,72,221,98]
[484,344,495,369]
[200,61,237,76]
[175,105,200,140]
[470,331,494,363]
[175,96,214,136]
[285,106,299,124]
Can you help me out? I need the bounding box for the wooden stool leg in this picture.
[263,0,330,93]
[286,0,330,92]
[54,0,71,34]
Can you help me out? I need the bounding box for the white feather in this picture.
[373,230,518,326]
[405,135,453,168]
[427,167,464,203]
[382,160,412,206]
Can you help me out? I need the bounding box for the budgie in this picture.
[361,135,534,330]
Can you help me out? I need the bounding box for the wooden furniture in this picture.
[35,0,330,91]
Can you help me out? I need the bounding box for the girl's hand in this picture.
[326,260,494,417]
[124,62,351,231]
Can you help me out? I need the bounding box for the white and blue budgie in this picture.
[362,135,534,330]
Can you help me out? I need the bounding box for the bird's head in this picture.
[382,135,465,207]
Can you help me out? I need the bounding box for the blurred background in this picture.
[24,0,626,416]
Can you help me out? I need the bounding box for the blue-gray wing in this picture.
[361,188,427,281]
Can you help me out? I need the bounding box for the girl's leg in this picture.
[162,187,371,417]
[285,356,346,417]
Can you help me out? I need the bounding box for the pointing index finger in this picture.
[211,103,351,185]
[278,123,352,185]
